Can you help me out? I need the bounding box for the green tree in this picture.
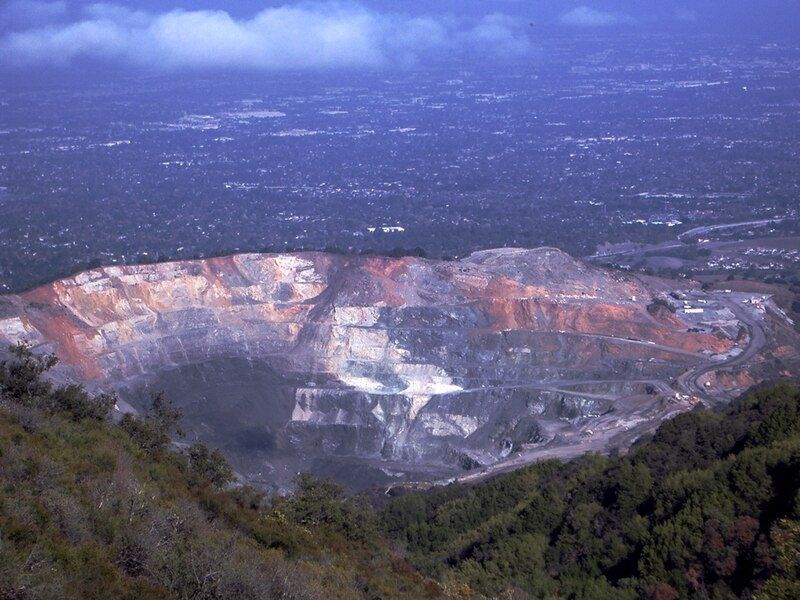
[0,342,57,405]
[187,442,234,488]
[758,519,800,599]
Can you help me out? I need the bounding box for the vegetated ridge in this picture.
[1,344,799,599]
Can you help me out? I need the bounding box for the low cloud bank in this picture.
[0,2,532,70]
[559,6,634,27]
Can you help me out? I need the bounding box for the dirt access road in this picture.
[386,296,767,493]
[677,296,766,402]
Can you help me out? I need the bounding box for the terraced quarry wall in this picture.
[0,248,789,490]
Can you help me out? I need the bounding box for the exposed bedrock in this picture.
[0,247,763,490]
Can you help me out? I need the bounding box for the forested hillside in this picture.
[2,342,799,599]
[382,385,800,599]
[0,344,442,599]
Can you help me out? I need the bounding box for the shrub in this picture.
[187,442,234,488]
[119,391,183,453]
[49,384,115,421]
[0,342,57,405]
[119,413,170,453]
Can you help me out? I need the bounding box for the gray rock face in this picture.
[0,248,763,490]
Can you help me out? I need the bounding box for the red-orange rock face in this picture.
[0,248,774,490]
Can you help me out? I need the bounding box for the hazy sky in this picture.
[0,1,796,73]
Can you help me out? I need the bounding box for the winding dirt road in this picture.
[386,296,767,493]
[677,297,766,402]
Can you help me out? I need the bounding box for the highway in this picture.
[678,218,783,241]
[586,218,784,260]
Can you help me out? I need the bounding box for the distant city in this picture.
[1,33,798,292]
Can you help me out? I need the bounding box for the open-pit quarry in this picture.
[1,248,797,491]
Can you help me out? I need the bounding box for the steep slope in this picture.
[0,349,440,599]
[0,248,793,489]
[2,347,797,600]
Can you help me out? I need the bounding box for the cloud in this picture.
[465,13,530,56]
[81,3,151,27]
[559,6,633,27]
[0,2,532,71]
